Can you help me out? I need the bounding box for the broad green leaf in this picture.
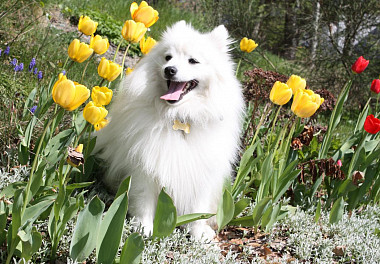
[329,197,344,224]
[310,176,323,199]
[115,176,131,199]
[12,190,23,241]
[252,197,271,227]
[332,133,361,161]
[314,200,321,223]
[18,144,29,165]
[265,203,281,232]
[257,153,273,202]
[273,169,300,203]
[70,196,105,262]
[0,182,26,198]
[74,113,86,136]
[176,213,214,227]
[22,196,55,226]
[319,79,352,159]
[216,189,234,232]
[120,233,144,264]
[66,182,94,191]
[153,189,177,238]
[0,201,9,245]
[359,147,380,171]
[354,97,371,133]
[85,136,97,158]
[233,198,250,218]
[22,88,37,118]
[20,227,42,262]
[260,204,273,230]
[232,154,262,198]
[229,215,254,226]
[348,166,377,210]
[30,162,47,197]
[97,177,130,263]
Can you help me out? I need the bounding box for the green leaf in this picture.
[315,200,321,223]
[22,196,55,227]
[97,177,130,263]
[12,190,23,241]
[176,213,214,227]
[233,198,250,218]
[252,197,271,227]
[264,203,281,232]
[74,113,86,136]
[329,197,345,224]
[22,88,37,118]
[260,204,273,230]
[273,169,300,203]
[310,176,323,199]
[70,196,105,262]
[229,215,254,226]
[153,189,177,238]
[216,189,234,232]
[354,98,371,133]
[0,182,26,198]
[85,136,97,157]
[30,162,47,197]
[319,79,352,159]
[66,182,94,190]
[20,227,42,262]
[115,176,131,199]
[119,233,145,264]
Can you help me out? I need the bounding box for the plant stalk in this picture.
[120,43,131,79]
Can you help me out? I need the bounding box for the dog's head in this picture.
[127,21,237,123]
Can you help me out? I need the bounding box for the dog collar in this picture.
[173,119,190,134]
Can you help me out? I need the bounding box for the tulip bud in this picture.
[291,89,324,118]
[91,86,113,106]
[370,79,380,94]
[94,118,109,131]
[78,16,98,36]
[68,39,94,63]
[90,35,110,55]
[98,58,122,82]
[121,20,147,43]
[83,101,108,125]
[52,74,90,111]
[130,1,159,28]
[351,56,369,74]
[240,37,258,53]
[286,75,306,94]
[140,36,156,55]
[364,114,380,134]
[269,81,292,105]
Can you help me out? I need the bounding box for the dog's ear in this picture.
[210,25,230,52]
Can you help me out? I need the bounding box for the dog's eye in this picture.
[165,55,172,61]
[188,58,199,64]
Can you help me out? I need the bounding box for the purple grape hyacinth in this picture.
[33,67,38,75]
[4,46,10,56]
[18,63,24,71]
[29,58,36,72]
[30,106,37,114]
[11,58,18,66]
[37,71,43,80]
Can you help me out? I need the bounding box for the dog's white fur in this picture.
[95,21,245,240]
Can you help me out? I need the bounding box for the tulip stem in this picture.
[99,78,106,87]
[113,39,124,62]
[62,55,70,70]
[21,107,65,216]
[376,93,380,114]
[85,125,93,159]
[120,43,131,79]
[81,53,95,84]
[236,58,242,77]
[267,105,282,153]
[250,104,272,147]
[65,60,75,73]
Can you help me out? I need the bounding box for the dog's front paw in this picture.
[190,223,216,241]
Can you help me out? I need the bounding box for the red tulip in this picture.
[364,114,380,134]
[351,56,369,74]
[370,79,380,94]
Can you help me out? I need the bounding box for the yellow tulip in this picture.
[125,67,134,75]
[78,16,98,36]
[286,75,306,94]
[68,39,94,63]
[269,81,293,105]
[291,89,324,118]
[90,35,109,55]
[83,101,108,125]
[52,74,90,111]
[130,1,159,28]
[240,37,258,53]
[121,20,147,43]
[91,86,113,106]
[94,118,109,131]
[140,36,156,55]
[98,58,122,82]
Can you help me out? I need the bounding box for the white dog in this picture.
[95,21,245,240]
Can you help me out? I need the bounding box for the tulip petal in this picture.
[67,84,90,111]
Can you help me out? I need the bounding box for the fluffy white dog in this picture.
[95,21,245,240]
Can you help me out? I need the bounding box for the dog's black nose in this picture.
[164,66,177,78]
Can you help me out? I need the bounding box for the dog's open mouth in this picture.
[160,80,198,104]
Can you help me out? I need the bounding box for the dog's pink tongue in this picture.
[160,81,187,101]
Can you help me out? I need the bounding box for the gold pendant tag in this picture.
[173,119,190,134]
